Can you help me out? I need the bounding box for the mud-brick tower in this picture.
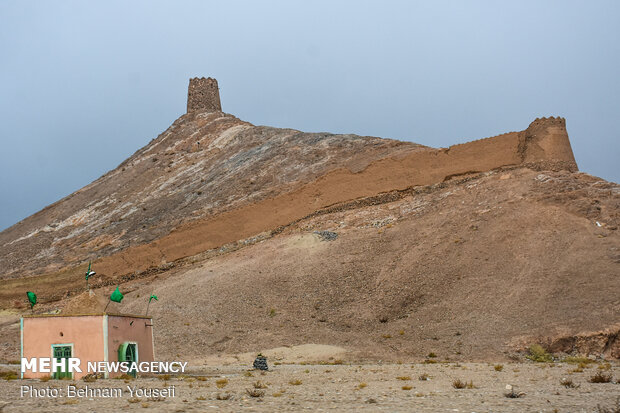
[187,77,222,113]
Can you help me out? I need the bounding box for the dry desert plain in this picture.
[0,357,618,412]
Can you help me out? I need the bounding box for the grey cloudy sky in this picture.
[1,0,618,231]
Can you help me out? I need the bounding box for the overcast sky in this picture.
[0,1,618,231]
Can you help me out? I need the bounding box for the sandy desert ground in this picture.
[1,360,618,412]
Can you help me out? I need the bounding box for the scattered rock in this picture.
[314,231,338,241]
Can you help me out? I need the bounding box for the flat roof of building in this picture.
[21,313,152,319]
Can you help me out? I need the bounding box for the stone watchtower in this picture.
[187,77,222,113]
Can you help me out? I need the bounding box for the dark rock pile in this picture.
[253,355,268,371]
[314,230,338,241]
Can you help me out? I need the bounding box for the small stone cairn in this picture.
[253,354,268,371]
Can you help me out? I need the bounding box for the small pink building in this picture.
[21,313,154,379]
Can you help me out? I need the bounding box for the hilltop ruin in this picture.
[187,77,221,113]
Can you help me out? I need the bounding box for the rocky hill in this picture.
[0,79,617,361]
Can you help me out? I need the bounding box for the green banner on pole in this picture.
[110,286,124,303]
[26,291,37,309]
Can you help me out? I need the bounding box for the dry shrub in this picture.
[289,379,302,385]
[564,356,595,364]
[526,344,553,363]
[82,373,98,383]
[357,383,367,389]
[589,371,613,383]
[560,378,580,388]
[216,393,232,400]
[0,371,18,381]
[246,389,265,398]
[494,364,504,371]
[396,376,411,381]
[452,379,475,389]
[452,379,466,389]
[253,381,267,389]
[216,378,229,388]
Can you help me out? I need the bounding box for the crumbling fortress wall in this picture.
[519,116,577,171]
[426,116,578,180]
[187,77,221,113]
[94,116,578,277]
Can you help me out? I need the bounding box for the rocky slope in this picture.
[0,166,617,362]
[0,111,418,280]
[119,167,618,361]
[0,98,617,361]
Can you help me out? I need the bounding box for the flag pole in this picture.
[85,261,93,292]
[145,294,158,316]
[104,299,111,313]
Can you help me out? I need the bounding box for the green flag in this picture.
[110,286,124,303]
[149,294,158,303]
[26,291,37,309]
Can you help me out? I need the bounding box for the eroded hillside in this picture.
[1,167,617,362]
[0,111,418,279]
[0,109,578,305]
[1,80,616,361]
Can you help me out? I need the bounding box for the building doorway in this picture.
[52,344,72,379]
[119,342,138,377]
